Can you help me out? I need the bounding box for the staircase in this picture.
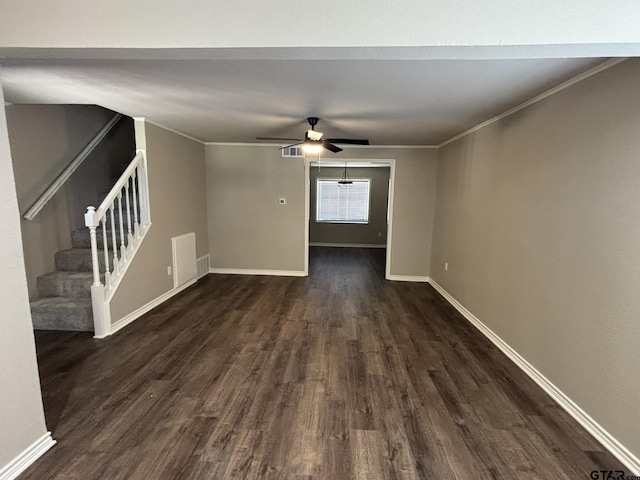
[22,113,149,335]
[30,221,129,331]
[29,157,141,332]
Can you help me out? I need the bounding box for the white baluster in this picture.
[102,217,111,290]
[131,169,140,239]
[125,179,133,245]
[109,205,119,276]
[117,191,126,260]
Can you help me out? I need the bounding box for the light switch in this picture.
[279,198,286,205]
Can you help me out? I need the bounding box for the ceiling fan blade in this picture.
[256,137,302,142]
[326,138,370,145]
[279,142,303,150]
[322,141,343,153]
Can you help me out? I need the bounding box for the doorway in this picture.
[304,159,396,279]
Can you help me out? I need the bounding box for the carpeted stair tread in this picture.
[55,248,108,272]
[37,271,94,298]
[30,297,93,331]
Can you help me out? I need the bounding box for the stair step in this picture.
[55,248,108,273]
[30,297,93,331]
[36,271,94,298]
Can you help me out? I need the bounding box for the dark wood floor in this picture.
[22,247,622,479]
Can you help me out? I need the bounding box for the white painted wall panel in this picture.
[0,1,638,53]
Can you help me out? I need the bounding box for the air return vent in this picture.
[172,233,197,288]
[281,146,304,157]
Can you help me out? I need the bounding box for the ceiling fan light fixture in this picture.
[307,129,323,141]
[303,142,323,154]
[257,117,368,156]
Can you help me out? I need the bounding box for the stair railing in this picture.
[84,148,151,337]
[24,113,123,221]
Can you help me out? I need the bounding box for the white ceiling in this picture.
[1,57,607,145]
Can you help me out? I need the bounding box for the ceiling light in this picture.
[338,162,353,187]
[303,142,323,154]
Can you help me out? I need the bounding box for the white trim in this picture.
[386,274,430,282]
[206,142,438,149]
[142,119,206,145]
[304,160,310,276]
[310,161,393,168]
[207,142,285,147]
[427,278,640,475]
[24,113,123,221]
[310,242,386,248]
[385,159,397,280]
[107,279,197,337]
[0,432,55,480]
[304,157,396,280]
[209,268,306,277]
[439,58,628,148]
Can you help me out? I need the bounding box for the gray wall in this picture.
[206,145,307,272]
[310,166,389,246]
[0,75,49,472]
[431,58,640,458]
[205,145,437,277]
[7,104,134,298]
[110,122,208,322]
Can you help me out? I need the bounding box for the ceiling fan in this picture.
[256,117,369,153]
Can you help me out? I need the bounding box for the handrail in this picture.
[92,150,144,223]
[23,113,123,221]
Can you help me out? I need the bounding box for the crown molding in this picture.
[439,57,629,148]
[140,119,206,144]
[205,142,437,148]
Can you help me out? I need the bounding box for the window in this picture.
[316,178,370,224]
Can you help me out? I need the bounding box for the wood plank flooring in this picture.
[21,247,623,479]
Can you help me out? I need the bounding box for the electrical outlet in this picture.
[444,262,448,272]
[279,198,286,205]
[377,231,382,237]
[167,266,172,276]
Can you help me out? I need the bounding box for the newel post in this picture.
[84,206,102,286]
[85,206,111,338]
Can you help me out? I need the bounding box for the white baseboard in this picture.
[0,432,55,480]
[386,274,430,282]
[209,268,306,277]
[428,278,640,475]
[108,278,197,336]
[309,242,387,249]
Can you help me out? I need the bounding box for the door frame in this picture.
[304,158,396,279]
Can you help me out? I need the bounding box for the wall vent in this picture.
[281,146,304,157]
[197,254,210,279]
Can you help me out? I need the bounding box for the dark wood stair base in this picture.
[22,247,625,479]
